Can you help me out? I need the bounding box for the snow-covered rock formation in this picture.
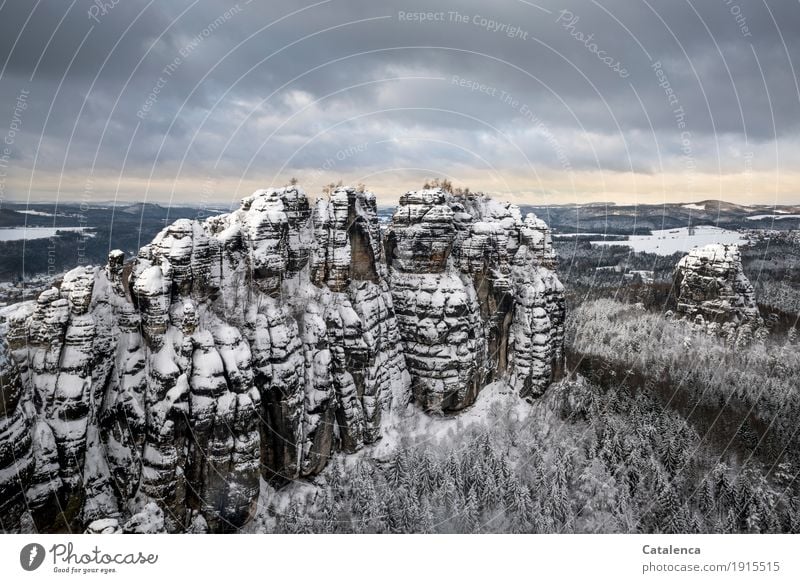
[385,189,564,411]
[0,185,563,533]
[674,244,761,326]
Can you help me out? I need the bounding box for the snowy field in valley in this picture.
[0,227,91,241]
[17,210,55,217]
[591,225,746,255]
[746,214,800,220]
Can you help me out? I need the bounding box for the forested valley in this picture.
[248,235,800,533]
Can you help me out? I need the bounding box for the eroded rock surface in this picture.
[674,244,761,327]
[385,189,565,410]
[0,185,563,533]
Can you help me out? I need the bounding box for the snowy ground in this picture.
[0,227,92,241]
[374,381,527,456]
[746,214,800,220]
[590,226,746,255]
[242,381,536,532]
[17,210,56,217]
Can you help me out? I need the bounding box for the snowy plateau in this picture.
[590,226,746,255]
[0,185,566,533]
[0,227,93,242]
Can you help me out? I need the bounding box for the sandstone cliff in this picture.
[0,185,563,533]
[674,244,761,328]
[384,189,564,410]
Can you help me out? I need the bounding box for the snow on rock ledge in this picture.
[385,189,565,411]
[0,185,564,533]
[674,244,762,328]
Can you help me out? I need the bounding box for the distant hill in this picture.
[0,201,207,280]
[119,202,165,215]
[521,201,800,235]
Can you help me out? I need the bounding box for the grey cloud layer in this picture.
[1,0,798,202]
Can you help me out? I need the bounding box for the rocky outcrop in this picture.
[385,189,565,410]
[0,184,563,533]
[674,244,762,327]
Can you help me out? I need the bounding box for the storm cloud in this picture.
[1,0,799,205]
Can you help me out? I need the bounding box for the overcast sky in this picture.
[1,0,799,207]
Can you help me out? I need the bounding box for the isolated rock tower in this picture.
[673,244,761,326]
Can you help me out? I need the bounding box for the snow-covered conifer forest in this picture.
[2,185,798,534]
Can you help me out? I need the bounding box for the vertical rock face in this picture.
[674,244,761,326]
[0,307,35,533]
[385,189,565,411]
[0,184,563,533]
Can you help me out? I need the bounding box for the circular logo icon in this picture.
[20,543,46,571]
